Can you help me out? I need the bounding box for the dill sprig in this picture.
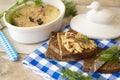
[60,67,103,80]
[76,36,90,44]
[34,0,43,6]
[13,11,22,18]
[60,68,91,80]
[0,0,42,19]
[62,0,77,17]
[0,12,5,19]
[98,45,120,63]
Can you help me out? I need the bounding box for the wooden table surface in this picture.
[0,0,120,80]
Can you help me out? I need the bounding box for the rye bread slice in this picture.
[83,48,120,73]
[57,30,98,60]
[46,30,98,61]
[46,32,82,61]
[46,32,62,60]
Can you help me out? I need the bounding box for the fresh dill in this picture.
[98,45,120,63]
[13,11,22,18]
[76,36,90,44]
[62,0,77,17]
[34,0,43,6]
[60,67,103,80]
[0,0,43,19]
[22,0,29,3]
[0,12,4,19]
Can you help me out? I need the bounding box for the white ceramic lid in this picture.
[70,14,120,39]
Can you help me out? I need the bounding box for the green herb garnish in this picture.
[76,36,90,44]
[60,67,103,80]
[62,0,77,17]
[7,11,22,24]
[6,13,14,23]
[22,0,29,3]
[98,45,120,63]
[34,0,43,6]
[0,0,42,19]
[13,11,22,18]
[60,68,91,80]
[0,11,4,19]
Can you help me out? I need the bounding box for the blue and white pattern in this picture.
[22,25,120,80]
[0,31,18,61]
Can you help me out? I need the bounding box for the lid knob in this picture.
[86,1,115,24]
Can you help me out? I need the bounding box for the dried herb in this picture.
[60,67,103,80]
[98,45,120,63]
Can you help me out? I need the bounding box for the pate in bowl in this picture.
[3,0,65,44]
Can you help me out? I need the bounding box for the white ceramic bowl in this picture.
[3,0,65,44]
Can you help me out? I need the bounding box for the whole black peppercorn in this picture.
[37,18,43,25]
[29,16,34,22]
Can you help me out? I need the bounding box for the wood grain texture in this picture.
[0,54,44,80]
[74,0,120,7]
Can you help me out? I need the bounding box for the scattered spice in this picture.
[42,6,44,8]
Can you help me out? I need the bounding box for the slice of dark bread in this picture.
[83,48,120,73]
[97,62,120,73]
[46,32,81,61]
[57,32,98,60]
[46,32,62,60]
[46,30,98,61]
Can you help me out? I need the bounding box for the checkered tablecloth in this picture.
[22,25,120,80]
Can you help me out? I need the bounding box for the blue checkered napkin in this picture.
[22,25,120,80]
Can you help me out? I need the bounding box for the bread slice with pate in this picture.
[46,30,98,61]
[83,52,120,73]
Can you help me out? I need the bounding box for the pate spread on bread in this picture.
[46,30,98,61]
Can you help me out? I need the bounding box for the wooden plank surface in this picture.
[74,0,120,7]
